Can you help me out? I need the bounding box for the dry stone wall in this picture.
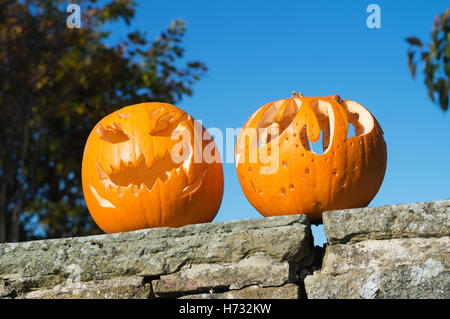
[305,200,450,299]
[0,200,448,299]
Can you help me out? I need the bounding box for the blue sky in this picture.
[104,0,450,245]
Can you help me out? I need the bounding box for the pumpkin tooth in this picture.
[113,122,122,129]
[146,154,159,170]
[97,162,109,180]
[136,154,146,168]
[152,177,163,190]
[107,183,116,193]
[120,160,127,171]
[117,186,126,197]
[96,124,104,135]
[131,184,139,196]
[139,183,151,194]
[114,184,121,193]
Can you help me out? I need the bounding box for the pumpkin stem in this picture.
[292,91,304,98]
[327,94,342,103]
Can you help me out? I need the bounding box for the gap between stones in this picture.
[141,243,328,299]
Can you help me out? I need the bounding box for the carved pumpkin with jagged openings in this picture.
[82,102,224,233]
[235,92,387,222]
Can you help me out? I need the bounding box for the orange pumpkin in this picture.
[82,102,224,233]
[235,92,387,222]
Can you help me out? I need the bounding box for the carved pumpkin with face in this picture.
[82,102,224,233]
[235,92,387,222]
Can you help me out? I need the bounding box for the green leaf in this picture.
[444,44,450,59]
[445,63,450,78]
[436,79,449,110]
[406,36,423,47]
[407,51,416,77]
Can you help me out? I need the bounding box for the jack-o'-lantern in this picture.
[82,102,224,233]
[235,92,387,222]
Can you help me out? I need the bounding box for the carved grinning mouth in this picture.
[91,151,207,209]
[97,152,205,195]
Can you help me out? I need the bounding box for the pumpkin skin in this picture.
[235,93,387,222]
[82,102,224,233]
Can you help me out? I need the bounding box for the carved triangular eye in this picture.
[150,111,177,134]
[97,122,130,143]
[149,111,190,136]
